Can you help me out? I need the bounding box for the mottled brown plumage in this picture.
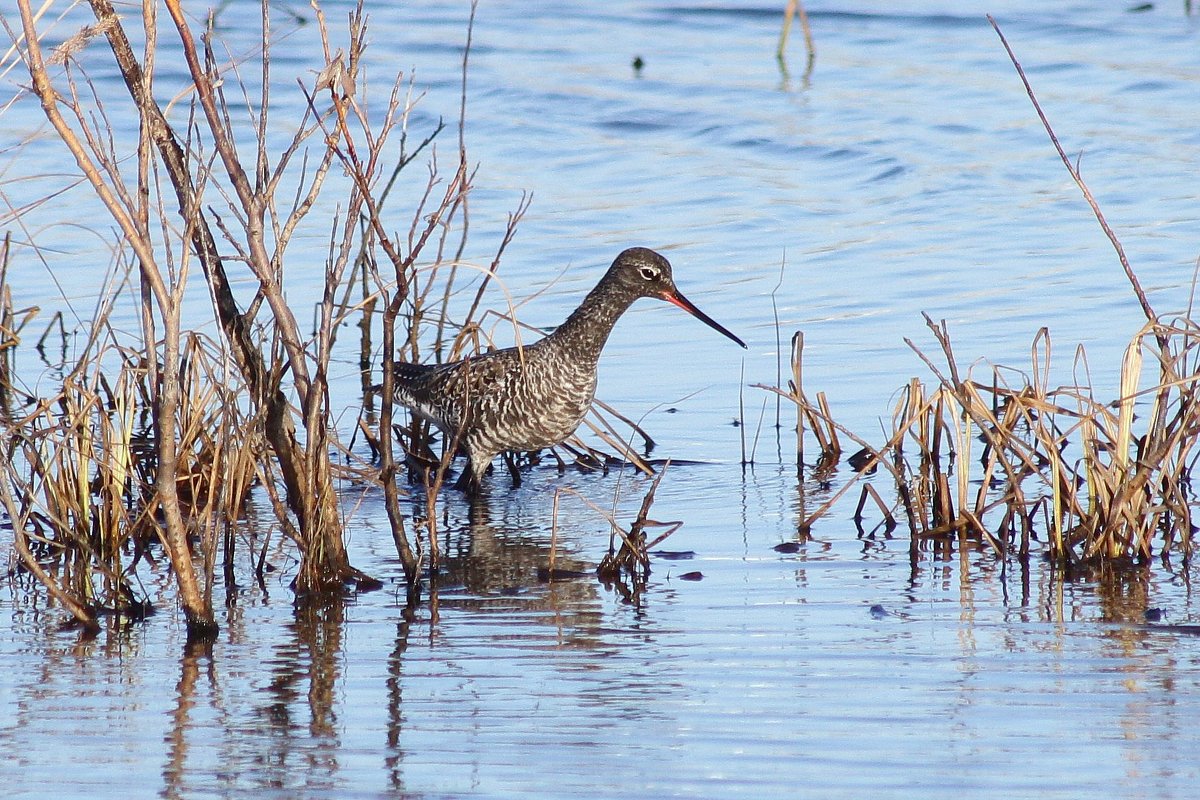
[395,247,745,492]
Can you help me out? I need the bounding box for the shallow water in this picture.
[4,1,1200,797]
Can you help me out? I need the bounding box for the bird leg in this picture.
[453,465,481,495]
[501,452,523,488]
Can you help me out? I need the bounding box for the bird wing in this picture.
[393,353,519,433]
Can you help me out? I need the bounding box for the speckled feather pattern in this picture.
[394,336,602,479]
[393,247,743,489]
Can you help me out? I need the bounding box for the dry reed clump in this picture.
[5,0,492,635]
[763,315,1200,568]
[0,323,257,634]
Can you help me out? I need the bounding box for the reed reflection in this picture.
[162,640,216,800]
[244,602,345,794]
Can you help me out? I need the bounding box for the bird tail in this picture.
[391,361,439,408]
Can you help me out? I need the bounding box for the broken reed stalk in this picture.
[777,0,815,70]
[549,488,562,575]
[791,331,805,466]
[989,15,1155,330]
[547,460,680,589]
[0,234,37,407]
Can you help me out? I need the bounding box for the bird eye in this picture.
[638,266,658,281]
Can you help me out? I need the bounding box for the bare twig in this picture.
[988,15,1154,326]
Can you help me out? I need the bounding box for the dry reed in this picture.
[764,316,1200,568]
[545,462,681,601]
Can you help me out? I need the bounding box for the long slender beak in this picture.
[661,289,747,349]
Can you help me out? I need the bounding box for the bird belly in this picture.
[473,365,595,455]
[494,407,586,452]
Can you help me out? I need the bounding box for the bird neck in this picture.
[549,281,637,364]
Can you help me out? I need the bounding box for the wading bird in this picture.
[394,247,746,492]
